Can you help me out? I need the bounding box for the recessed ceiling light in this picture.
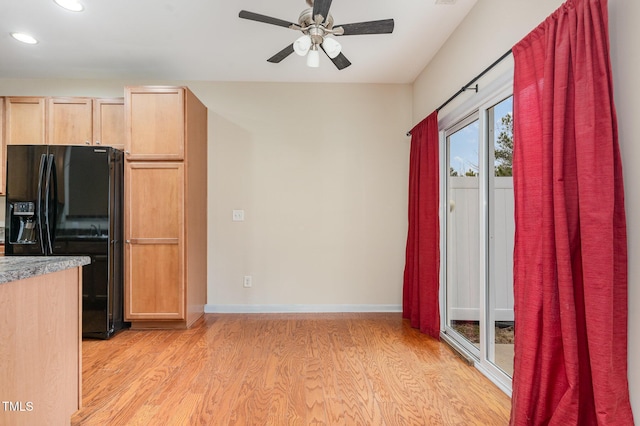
[10,32,38,44]
[54,0,84,12]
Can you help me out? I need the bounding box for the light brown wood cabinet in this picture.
[4,97,47,145]
[126,87,185,160]
[94,98,126,150]
[124,86,207,328]
[3,96,123,147]
[0,266,83,425]
[2,97,47,194]
[48,97,125,147]
[48,97,93,145]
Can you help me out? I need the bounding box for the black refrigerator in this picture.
[5,145,126,339]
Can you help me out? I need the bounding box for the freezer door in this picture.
[5,145,49,255]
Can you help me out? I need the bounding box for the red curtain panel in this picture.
[402,111,440,340]
[510,0,634,424]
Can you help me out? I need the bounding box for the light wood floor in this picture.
[71,313,511,425]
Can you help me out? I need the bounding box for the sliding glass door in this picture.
[443,94,514,390]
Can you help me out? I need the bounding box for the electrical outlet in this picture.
[243,275,252,288]
[232,210,245,221]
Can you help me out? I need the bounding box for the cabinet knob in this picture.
[125,150,130,155]
[95,140,101,145]
[85,140,90,145]
[126,240,131,244]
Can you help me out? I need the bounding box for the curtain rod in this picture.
[406,48,513,136]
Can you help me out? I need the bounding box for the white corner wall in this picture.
[610,0,640,418]
[412,0,564,122]
[0,78,413,313]
[412,0,639,416]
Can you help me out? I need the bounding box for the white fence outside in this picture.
[447,176,514,322]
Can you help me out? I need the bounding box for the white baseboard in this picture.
[204,304,402,314]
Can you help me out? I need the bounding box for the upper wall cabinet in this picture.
[2,97,46,195]
[94,98,126,150]
[4,97,47,146]
[48,97,125,147]
[47,97,93,146]
[125,86,184,161]
[4,96,124,147]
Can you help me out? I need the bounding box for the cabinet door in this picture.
[48,97,93,146]
[124,162,184,320]
[93,98,124,150]
[5,97,46,145]
[125,86,184,160]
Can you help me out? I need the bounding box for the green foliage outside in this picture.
[495,113,513,177]
[450,167,478,177]
[448,111,512,178]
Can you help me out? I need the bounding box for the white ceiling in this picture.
[0,0,477,84]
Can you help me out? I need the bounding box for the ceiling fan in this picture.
[239,0,394,70]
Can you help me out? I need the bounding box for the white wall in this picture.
[610,0,640,418]
[412,0,638,416]
[0,78,413,312]
[192,82,412,311]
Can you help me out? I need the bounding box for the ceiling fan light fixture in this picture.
[293,34,312,56]
[321,37,341,59]
[306,46,320,68]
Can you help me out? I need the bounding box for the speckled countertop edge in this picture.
[0,256,91,285]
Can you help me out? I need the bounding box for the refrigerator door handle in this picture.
[36,154,47,254]
[43,154,57,254]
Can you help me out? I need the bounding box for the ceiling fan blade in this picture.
[312,0,333,22]
[336,19,395,35]
[239,10,297,28]
[330,53,352,70]
[267,44,295,63]
[320,46,351,70]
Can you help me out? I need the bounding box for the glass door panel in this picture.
[487,96,515,376]
[446,114,480,352]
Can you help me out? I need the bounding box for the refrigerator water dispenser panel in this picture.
[13,201,35,215]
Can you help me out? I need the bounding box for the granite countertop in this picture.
[0,256,91,285]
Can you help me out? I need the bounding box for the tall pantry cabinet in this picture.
[124,86,207,328]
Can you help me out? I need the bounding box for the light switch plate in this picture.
[232,210,245,221]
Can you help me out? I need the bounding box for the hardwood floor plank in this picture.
[71,313,511,425]
[313,320,348,425]
[227,318,275,425]
[305,323,328,425]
